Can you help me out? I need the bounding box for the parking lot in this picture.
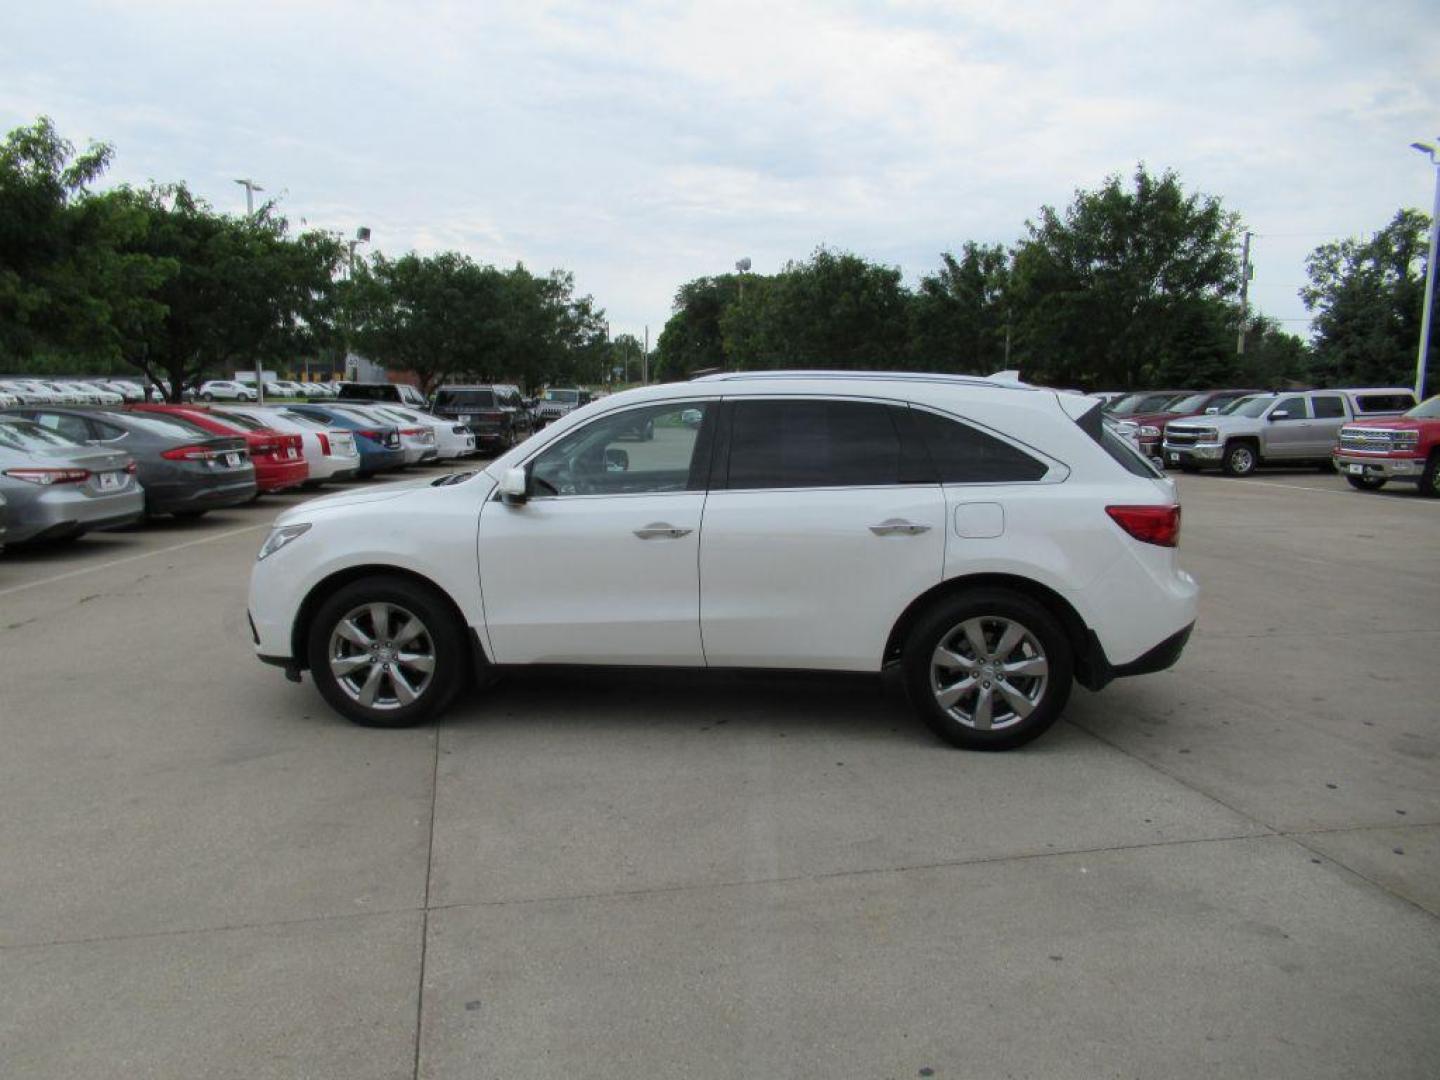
[2,465,1438,1079]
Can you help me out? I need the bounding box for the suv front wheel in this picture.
[1222,441,1259,477]
[307,576,468,727]
[903,589,1073,751]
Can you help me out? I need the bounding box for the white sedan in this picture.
[214,405,362,484]
[370,404,476,460]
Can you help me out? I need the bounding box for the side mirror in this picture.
[1204,407,1219,414]
[499,466,528,504]
[1269,410,1289,421]
[605,447,630,472]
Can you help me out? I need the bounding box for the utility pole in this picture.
[1236,230,1252,356]
[1411,140,1440,400]
[643,326,649,384]
[235,179,266,400]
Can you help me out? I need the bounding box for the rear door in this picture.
[698,397,946,671]
[1308,394,1348,455]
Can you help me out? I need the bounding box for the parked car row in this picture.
[0,399,480,548]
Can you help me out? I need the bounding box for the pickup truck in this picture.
[1162,388,1415,476]
[1332,395,1440,496]
[334,381,429,410]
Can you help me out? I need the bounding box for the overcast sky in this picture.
[3,0,1437,348]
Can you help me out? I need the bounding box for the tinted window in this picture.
[434,388,495,409]
[1101,427,1164,478]
[909,408,1048,483]
[1354,393,1415,414]
[1272,396,1308,420]
[1311,395,1345,419]
[727,400,901,489]
[531,403,709,496]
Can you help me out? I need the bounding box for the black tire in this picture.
[1420,453,1440,499]
[1222,440,1259,477]
[201,392,214,402]
[1316,460,1336,473]
[1179,463,1201,474]
[903,589,1073,751]
[307,575,469,728]
[1345,474,1386,492]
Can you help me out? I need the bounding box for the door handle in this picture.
[869,519,931,536]
[633,523,693,540]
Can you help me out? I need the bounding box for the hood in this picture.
[1343,416,1429,430]
[1166,413,1254,433]
[274,483,423,525]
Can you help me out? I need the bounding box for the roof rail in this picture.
[690,369,1037,391]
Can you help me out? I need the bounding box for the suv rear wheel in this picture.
[1222,440,1258,477]
[903,589,1073,751]
[307,576,468,727]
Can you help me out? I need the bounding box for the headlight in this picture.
[257,523,311,561]
[1139,425,1161,437]
[1393,430,1419,448]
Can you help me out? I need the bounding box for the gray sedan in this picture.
[0,418,145,543]
[5,408,256,518]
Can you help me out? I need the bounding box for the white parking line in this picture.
[0,523,270,598]
[1197,476,1440,502]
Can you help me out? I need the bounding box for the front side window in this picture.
[908,408,1048,483]
[1311,395,1345,419]
[726,400,902,490]
[530,402,711,497]
[1272,396,1309,420]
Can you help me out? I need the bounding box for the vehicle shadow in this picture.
[445,666,934,746]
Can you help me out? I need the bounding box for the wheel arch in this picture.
[290,564,480,672]
[883,572,1098,686]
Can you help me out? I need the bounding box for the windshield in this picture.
[1227,396,1275,418]
[1405,396,1440,420]
[1165,393,1211,414]
[544,389,579,403]
[0,417,82,450]
[433,388,495,409]
[1108,392,1182,416]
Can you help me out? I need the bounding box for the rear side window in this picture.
[35,412,93,442]
[908,408,1048,483]
[726,400,902,489]
[1354,393,1415,414]
[1311,395,1345,419]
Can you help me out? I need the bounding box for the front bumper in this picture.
[1162,444,1223,468]
[1332,452,1425,480]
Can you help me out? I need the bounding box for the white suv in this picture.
[199,379,257,402]
[248,372,1198,749]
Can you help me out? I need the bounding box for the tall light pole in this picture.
[234,178,264,218]
[345,228,371,381]
[1411,140,1440,401]
[234,178,266,399]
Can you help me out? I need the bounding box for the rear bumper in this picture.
[6,486,146,543]
[147,478,257,513]
[1077,622,1195,692]
[255,460,309,492]
[357,446,407,473]
[1332,452,1426,480]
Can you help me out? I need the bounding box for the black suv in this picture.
[430,384,533,453]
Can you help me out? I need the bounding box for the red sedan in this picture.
[128,404,308,493]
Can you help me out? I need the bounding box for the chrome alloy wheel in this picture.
[327,602,436,711]
[930,616,1049,731]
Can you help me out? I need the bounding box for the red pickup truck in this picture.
[1332,395,1440,496]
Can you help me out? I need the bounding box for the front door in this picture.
[477,400,716,665]
[1264,395,1312,459]
[699,398,946,671]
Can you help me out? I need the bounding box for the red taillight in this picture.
[1106,505,1181,547]
[161,445,212,461]
[4,467,89,485]
[252,440,277,456]
[316,433,331,455]
[356,429,381,440]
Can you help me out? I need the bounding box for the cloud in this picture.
[2,0,1438,338]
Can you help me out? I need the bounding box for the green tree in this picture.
[110,185,345,401]
[909,243,1011,373]
[1009,165,1241,388]
[654,274,741,380]
[719,248,910,370]
[0,117,170,363]
[1301,208,1433,389]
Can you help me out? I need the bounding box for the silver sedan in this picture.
[0,418,145,543]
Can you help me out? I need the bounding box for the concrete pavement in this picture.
[1,467,1437,1078]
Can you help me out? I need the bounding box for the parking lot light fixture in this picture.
[1412,139,1440,401]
